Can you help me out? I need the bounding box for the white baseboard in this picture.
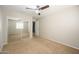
[40,35,79,50]
[50,38,79,50]
[0,41,8,52]
[0,45,3,52]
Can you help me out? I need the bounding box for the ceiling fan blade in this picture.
[26,7,37,10]
[40,5,49,10]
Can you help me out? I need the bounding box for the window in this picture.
[16,22,24,29]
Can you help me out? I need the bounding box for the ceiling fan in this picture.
[26,5,49,15]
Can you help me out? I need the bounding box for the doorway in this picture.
[32,21,35,36]
[8,19,29,42]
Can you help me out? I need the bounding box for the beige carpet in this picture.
[2,36,79,54]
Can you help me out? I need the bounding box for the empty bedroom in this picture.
[0,5,79,54]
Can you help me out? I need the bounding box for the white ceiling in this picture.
[0,5,72,19]
[0,5,46,19]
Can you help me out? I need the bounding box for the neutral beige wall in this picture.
[39,6,79,49]
[0,8,8,50]
[0,8,3,49]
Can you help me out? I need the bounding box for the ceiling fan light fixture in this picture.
[35,10,41,15]
[35,10,39,14]
[26,5,49,15]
